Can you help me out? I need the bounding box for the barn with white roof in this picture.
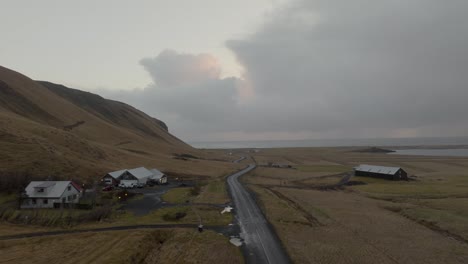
[353,164,408,180]
[119,167,154,186]
[102,169,127,186]
[103,167,167,187]
[149,168,168,184]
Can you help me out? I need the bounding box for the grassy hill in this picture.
[0,66,236,185]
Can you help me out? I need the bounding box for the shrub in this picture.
[162,211,187,221]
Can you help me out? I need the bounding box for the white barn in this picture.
[103,167,168,187]
[119,167,154,186]
[21,181,83,209]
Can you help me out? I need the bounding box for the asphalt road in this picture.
[233,156,246,163]
[227,164,291,264]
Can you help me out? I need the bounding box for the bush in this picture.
[190,185,201,196]
[162,211,187,221]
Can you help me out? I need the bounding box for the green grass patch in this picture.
[296,165,351,173]
[194,180,229,204]
[401,207,468,239]
[351,175,468,199]
[0,206,113,227]
[162,188,193,204]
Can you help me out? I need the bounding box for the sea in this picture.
[190,136,468,149]
[390,149,468,157]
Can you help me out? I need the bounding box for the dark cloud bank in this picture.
[101,0,468,141]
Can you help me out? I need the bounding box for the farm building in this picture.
[21,181,83,209]
[102,169,126,186]
[103,167,167,186]
[353,164,408,180]
[149,168,168,184]
[119,167,153,186]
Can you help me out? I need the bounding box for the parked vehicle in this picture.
[102,185,114,191]
[118,182,137,189]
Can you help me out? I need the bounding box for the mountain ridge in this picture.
[0,65,233,183]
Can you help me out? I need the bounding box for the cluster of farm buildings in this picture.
[20,166,167,209]
[18,164,408,209]
[102,167,167,187]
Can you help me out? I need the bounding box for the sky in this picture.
[2,0,468,142]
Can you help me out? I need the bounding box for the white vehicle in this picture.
[118,181,137,189]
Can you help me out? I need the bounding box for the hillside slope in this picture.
[0,66,235,183]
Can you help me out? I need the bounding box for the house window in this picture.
[32,198,37,204]
[38,188,44,193]
[43,199,48,204]
[68,186,71,191]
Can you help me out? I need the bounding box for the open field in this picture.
[0,229,242,264]
[0,158,238,262]
[162,187,194,204]
[3,146,468,263]
[243,147,468,263]
[195,179,230,204]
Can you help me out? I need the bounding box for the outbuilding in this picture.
[149,168,168,184]
[102,169,126,186]
[21,181,83,209]
[353,164,408,180]
[119,167,154,186]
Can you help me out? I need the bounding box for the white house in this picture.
[21,181,83,209]
[149,168,168,184]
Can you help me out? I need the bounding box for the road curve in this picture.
[227,164,291,264]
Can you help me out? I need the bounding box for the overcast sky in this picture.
[2,0,468,142]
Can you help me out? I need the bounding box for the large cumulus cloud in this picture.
[99,50,243,140]
[102,0,468,141]
[226,0,468,137]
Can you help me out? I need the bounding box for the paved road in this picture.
[233,156,246,163]
[227,164,291,264]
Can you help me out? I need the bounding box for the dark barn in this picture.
[102,169,126,186]
[354,164,408,181]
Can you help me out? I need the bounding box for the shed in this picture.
[353,164,408,180]
[149,168,168,184]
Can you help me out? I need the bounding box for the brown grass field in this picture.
[2,146,468,263]
[243,147,468,263]
[0,229,242,264]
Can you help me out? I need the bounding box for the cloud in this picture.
[99,50,243,140]
[140,50,222,88]
[225,0,468,138]
[101,0,468,141]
